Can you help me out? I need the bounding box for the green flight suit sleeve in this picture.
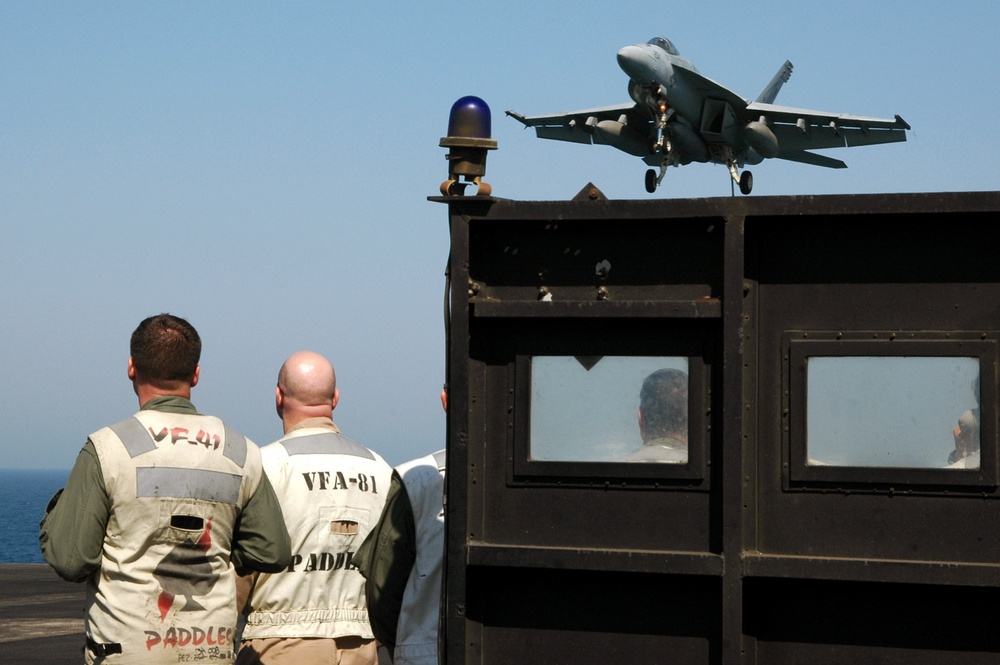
[231,471,292,575]
[39,441,110,583]
[355,471,416,651]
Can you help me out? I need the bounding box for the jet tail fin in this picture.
[755,60,793,104]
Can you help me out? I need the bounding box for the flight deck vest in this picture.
[394,450,446,665]
[242,428,391,640]
[86,409,264,664]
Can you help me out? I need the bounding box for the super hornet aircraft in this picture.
[507,37,909,195]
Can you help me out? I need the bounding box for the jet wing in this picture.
[748,101,910,153]
[506,104,641,145]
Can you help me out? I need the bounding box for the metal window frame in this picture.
[783,331,998,489]
[508,344,712,486]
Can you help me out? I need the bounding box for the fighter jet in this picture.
[507,37,909,195]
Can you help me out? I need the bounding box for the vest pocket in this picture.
[153,500,216,546]
[317,506,370,549]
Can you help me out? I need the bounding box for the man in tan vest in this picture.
[40,313,291,664]
[237,351,392,665]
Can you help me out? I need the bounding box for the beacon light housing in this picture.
[440,95,497,196]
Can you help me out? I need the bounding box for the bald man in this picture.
[237,352,392,665]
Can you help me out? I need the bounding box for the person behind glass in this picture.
[948,378,981,467]
[236,351,392,665]
[623,368,689,462]
[355,385,448,665]
[39,313,292,664]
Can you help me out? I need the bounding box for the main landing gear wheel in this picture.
[645,169,657,194]
[739,170,753,195]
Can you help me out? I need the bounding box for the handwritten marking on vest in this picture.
[148,426,222,450]
[286,551,355,572]
[176,648,230,662]
[301,471,379,493]
[144,625,234,652]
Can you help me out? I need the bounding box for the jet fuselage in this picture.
[617,42,703,125]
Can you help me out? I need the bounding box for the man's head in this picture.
[275,351,339,432]
[128,314,201,396]
[638,368,688,443]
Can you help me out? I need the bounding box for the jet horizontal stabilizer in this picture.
[777,150,848,169]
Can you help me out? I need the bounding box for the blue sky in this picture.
[2,2,996,469]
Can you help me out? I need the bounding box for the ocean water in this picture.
[0,468,69,563]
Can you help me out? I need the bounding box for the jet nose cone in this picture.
[616,45,641,67]
[617,45,648,80]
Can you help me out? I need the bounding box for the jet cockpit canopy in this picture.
[648,36,679,56]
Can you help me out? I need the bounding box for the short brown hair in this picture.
[130,314,201,384]
[640,368,688,439]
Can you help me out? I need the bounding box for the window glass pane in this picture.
[806,357,980,468]
[530,356,689,463]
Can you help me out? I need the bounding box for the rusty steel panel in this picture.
[442,191,1000,665]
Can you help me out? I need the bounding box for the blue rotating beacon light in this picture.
[440,96,497,196]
